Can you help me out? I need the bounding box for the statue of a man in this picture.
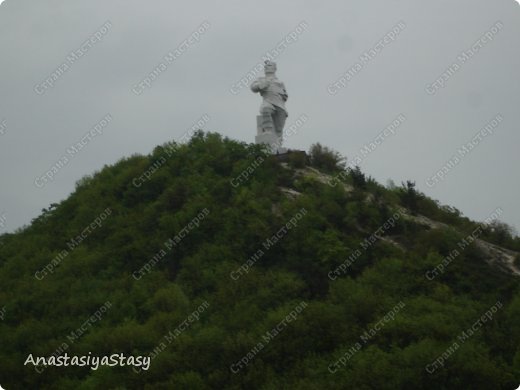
[251,60,288,153]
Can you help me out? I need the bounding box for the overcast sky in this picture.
[0,0,519,235]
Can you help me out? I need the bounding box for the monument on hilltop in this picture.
[251,60,288,154]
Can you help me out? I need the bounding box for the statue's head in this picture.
[264,60,277,75]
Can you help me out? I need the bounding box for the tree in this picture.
[400,180,420,215]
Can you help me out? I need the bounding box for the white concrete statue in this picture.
[251,61,288,154]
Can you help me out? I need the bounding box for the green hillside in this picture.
[1,131,520,389]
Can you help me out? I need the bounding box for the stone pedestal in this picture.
[255,115,286,154]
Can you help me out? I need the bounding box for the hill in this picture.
[1,131,520,389]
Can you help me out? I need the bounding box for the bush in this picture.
[308,143,345,173]
[287,151,307,169]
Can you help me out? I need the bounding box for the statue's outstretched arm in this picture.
[251,78,269,93]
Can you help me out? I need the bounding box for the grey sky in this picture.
[0,0,519,234]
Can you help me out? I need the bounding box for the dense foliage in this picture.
[1,132,519,389]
